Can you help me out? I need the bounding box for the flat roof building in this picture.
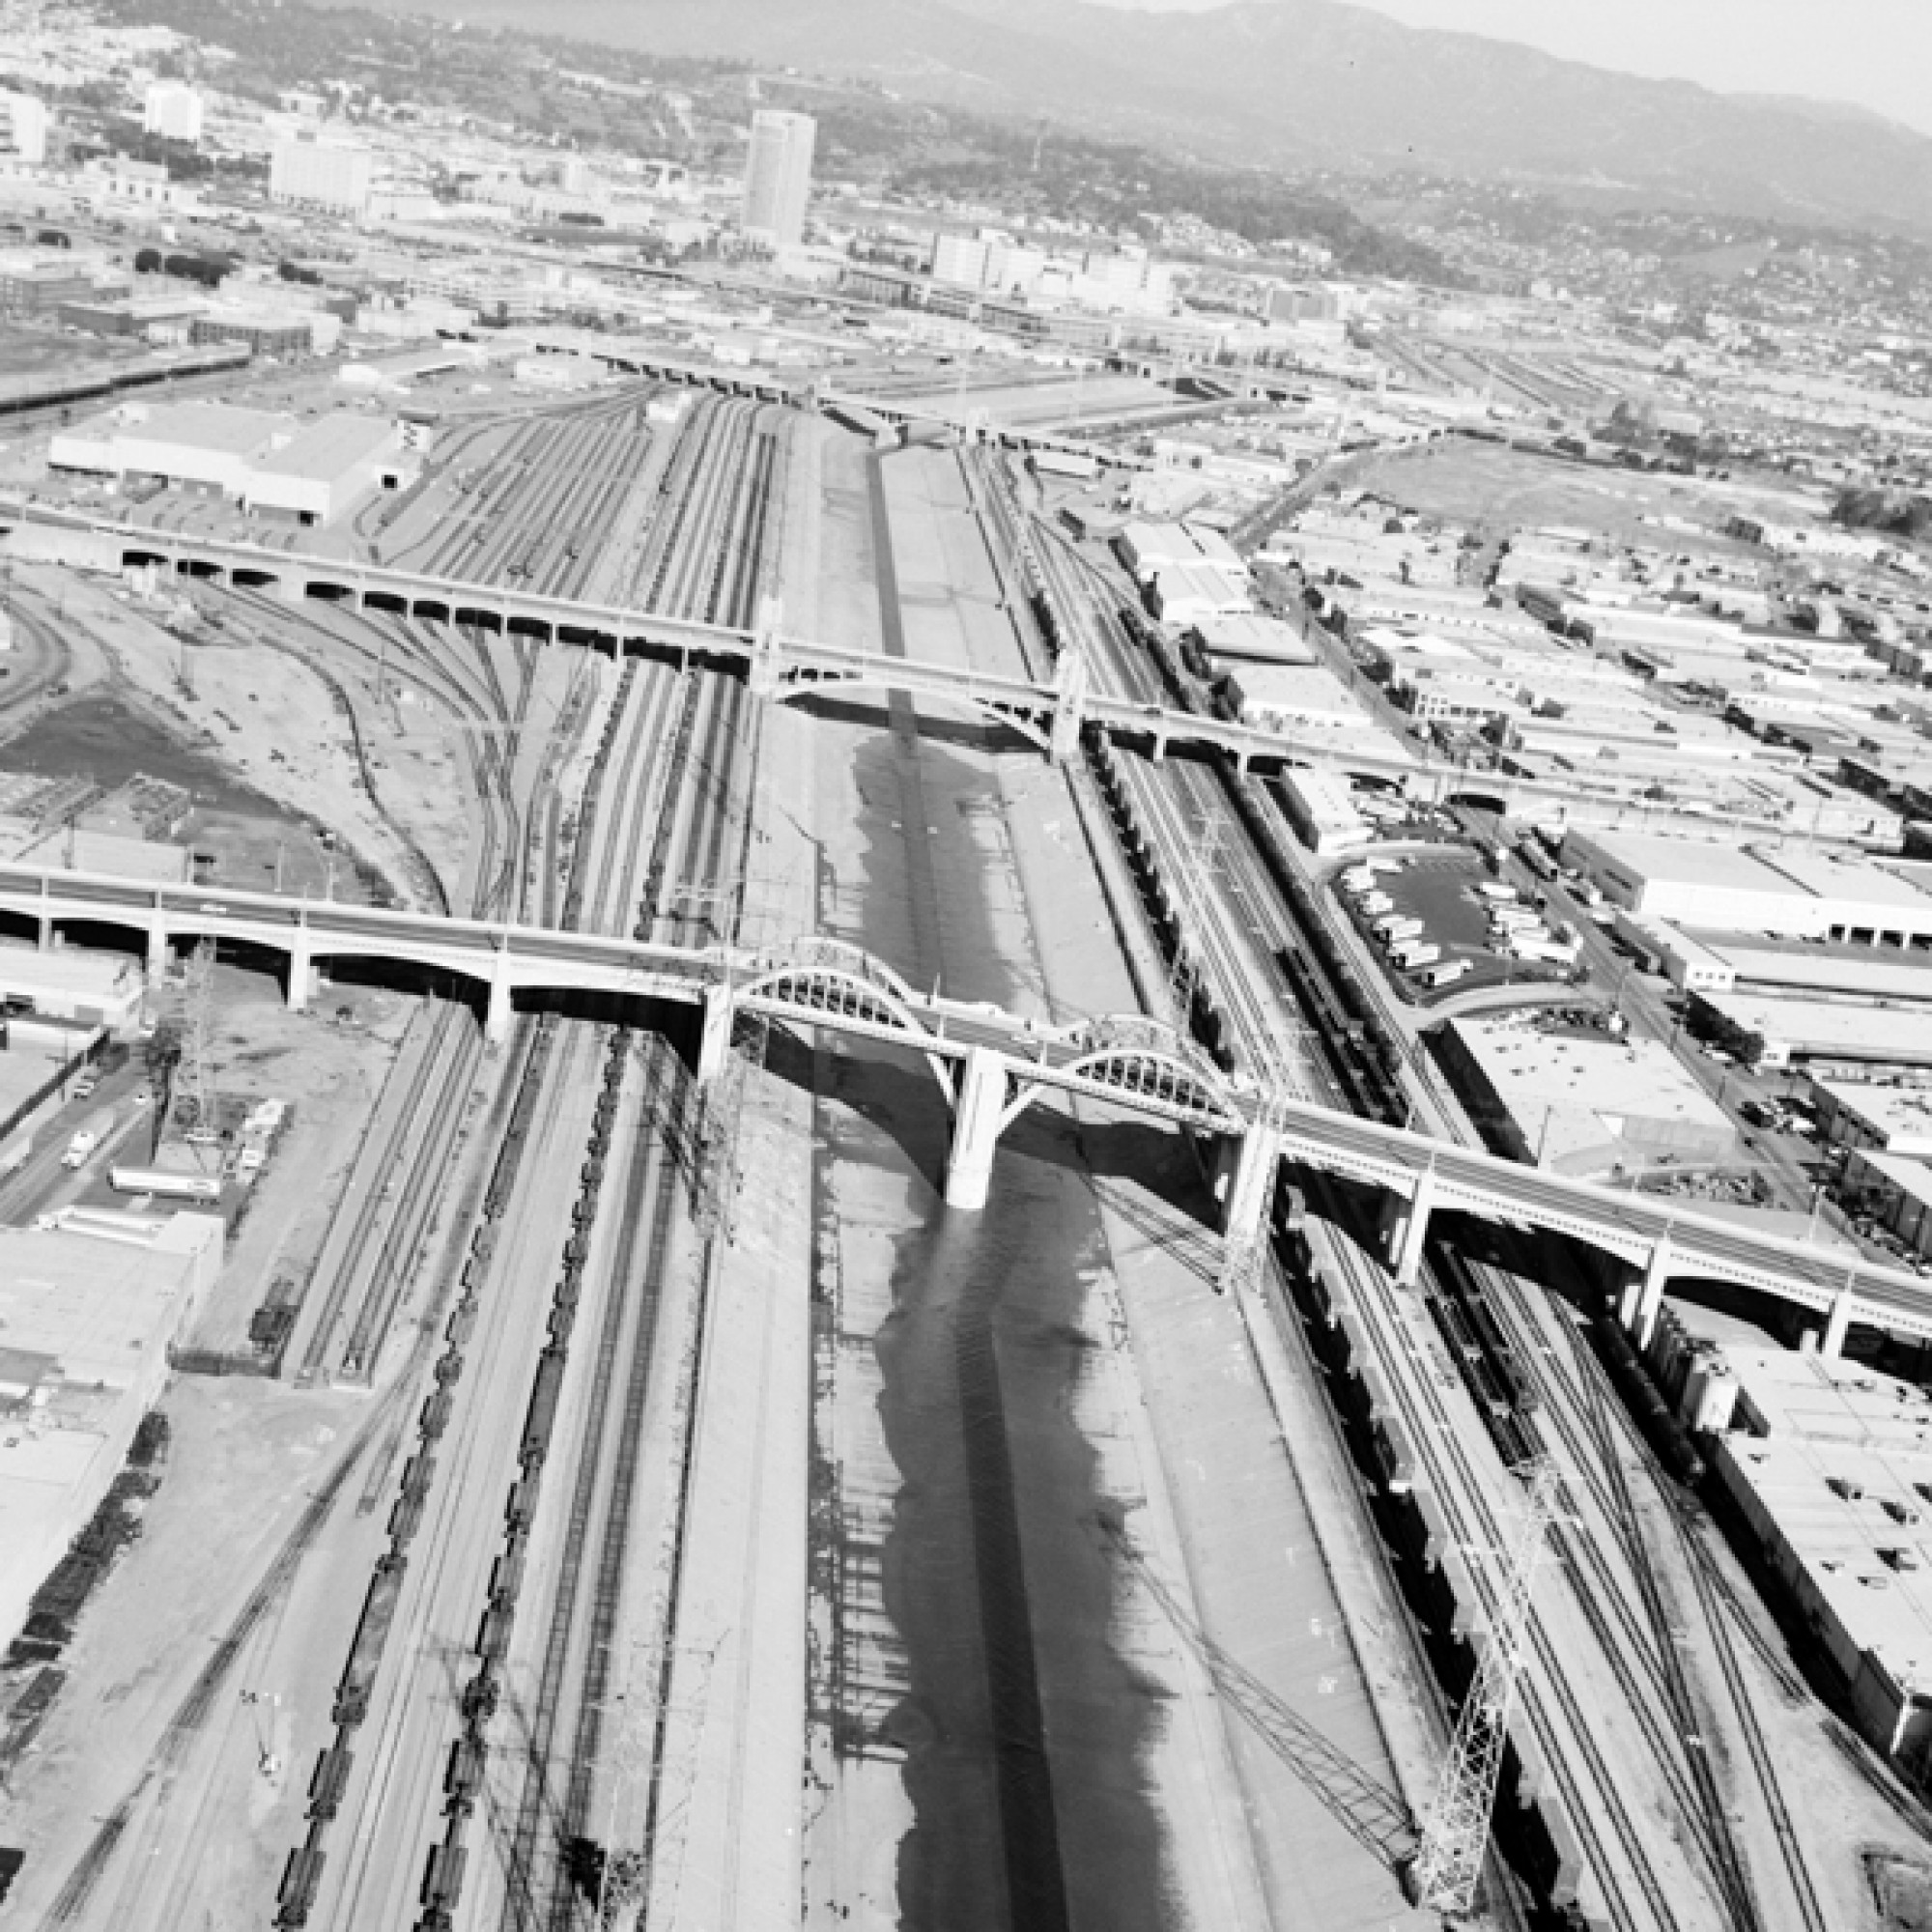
[0,943,144,1031]
[1567,830,1932,948]
[0,1212,224,1647]
[1708,1348,1932,1763]
[1224,663,1373,736]
[51,402,405,526]
[1438,1013,1736,1178]
[1694,993,1932,1073]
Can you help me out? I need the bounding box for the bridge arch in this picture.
[1002,1014,1242,1133]
[775,673,1053,753]
[412,598,451,625]
[737,937,953,1096]
[453,605,504,635]
[303,580,355,604]
[232,566,281,592]
[363,589,409,618]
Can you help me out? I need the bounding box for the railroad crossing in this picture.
[5,859,1926,1350]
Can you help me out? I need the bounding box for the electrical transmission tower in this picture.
[162,939,222,1167]
[1411,1459,1565,1918]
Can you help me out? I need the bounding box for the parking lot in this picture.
[1334,849,1576,1005]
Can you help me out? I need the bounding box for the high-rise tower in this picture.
[740,109,816,253]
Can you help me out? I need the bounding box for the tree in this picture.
[134,246,161,274]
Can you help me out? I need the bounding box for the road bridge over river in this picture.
[4,861,1924,1355]
[0,502,1762,827]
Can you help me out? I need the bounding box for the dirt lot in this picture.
[1342,440,1774,553]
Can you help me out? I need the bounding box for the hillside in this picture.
[334,0,1932,237]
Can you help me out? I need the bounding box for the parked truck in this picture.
[1421,959,1473,989]
[1390,942,1442,970]
[109,1167,221,1202]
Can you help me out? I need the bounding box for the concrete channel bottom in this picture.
[872,1171,1171,1932]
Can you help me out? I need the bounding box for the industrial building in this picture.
[0,1212,225,1647]
[1187,612,1315,666]
[1275,769,1371,856]
[0,945,144,1032]
[1568,830,1932,947]
[740,109,816,253]
[1223,663,1376,737]
[1151,561,1254,625]
[1813,1081,1932,1158]
[1437,1013,1736,1177]
[1704,1349,1932,1767]
[50,401,411,526]
[1843,1150,1932,1264]
[1692,992,1932,1072]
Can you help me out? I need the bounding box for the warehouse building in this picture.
[1567,830,1932,947]
[1437,1014,1735,1177]
[1842,1150,1932,1264]
[50,401,410,526]
[1707,1349,1932,1767]
[1813,1081,1932,1158]
[0,945,144,1031]
[1691,993,1932,1072]
[0,1212,224,1647]
[1151,561,1254,625]
[1275,769,1371,856]
[1224,663,1374,736]
[247,412,410,526]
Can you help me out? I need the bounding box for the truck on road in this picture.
[61,1109,115,1169]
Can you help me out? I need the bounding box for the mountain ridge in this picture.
[335,0,1932,236]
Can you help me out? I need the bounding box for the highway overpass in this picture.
[5,861,1926,1352]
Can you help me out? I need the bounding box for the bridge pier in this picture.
[145,921,168,980]
[1619,1236,1672,1350]
[696,983,735,1084]
[944,1046,1009,1211]
[485,945,514,1046]
[1820,1285,1855,1360]
[287,927,313,1013]
[1217,1123,1284,1266]
[1387,1167,1437,1288]
[1049,647,1089,764]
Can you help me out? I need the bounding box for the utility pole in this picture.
[1411,1459,1565,1918]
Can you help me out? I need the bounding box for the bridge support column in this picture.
[696,982,735,1084]
[1622,1237,1672,1350]
[1049,647,1089,764]
[485,945,515,1046]
[944,1047,1009,1212]
[286,928,313,1013]
[145,921,168,981]
[1388,1169,1437,1288]
[1820,1287,1855,1360]
[1218,1124,1284,1256]
[747,595,785,699]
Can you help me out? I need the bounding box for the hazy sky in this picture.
[1094,0,1932,136]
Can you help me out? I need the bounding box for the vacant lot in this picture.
[1340,440,1764,552]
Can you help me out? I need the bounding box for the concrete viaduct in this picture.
[6,861,1926,1357]
[0,503,1776,829]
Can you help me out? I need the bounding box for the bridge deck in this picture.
[2,861,1925,1334]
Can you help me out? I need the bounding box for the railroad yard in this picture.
[2,368,1931,1932]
